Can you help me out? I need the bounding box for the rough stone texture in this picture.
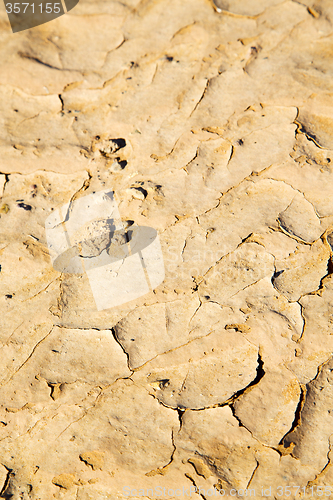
[1,0,333,498]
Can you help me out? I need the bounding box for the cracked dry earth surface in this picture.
[2,0,333,498]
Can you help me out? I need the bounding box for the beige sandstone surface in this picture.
[0,0,333,498]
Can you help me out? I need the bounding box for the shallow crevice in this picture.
[247,459,259,488]
[279,384,306,446]
[227,145,235,165]
[0,466,14,499]
[226,353,265,406]
[146,429,177,477]
[271,269,284,288]
[306,440,332,488]
[327,256,333,275]
[146,351,265,413]
[190,78,211,118]
[18,52,62,70]
[295,300,306,342]
[111,327,132,372]
[61,171,92,226]
[281,357,333,452]
[1,174,10,196]
[182,149,199,175]
[317,255,333,292]
[177,408,185,430]
[185,473,207,500]
[294,122,324,149]
[58,94,64,113]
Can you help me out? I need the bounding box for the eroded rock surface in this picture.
[1,0,333,497]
